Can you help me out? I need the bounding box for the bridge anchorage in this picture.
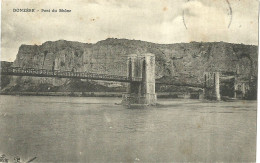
[121,53,157,106]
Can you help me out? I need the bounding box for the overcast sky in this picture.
[1,0,259,61]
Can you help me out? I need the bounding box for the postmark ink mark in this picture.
[226,0,233,28]
[182,10,188,29]
[182,0,233,29]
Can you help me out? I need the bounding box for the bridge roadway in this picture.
[1,67,204,88]
[1,67,141,82]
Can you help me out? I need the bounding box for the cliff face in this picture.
[2,38,258,93]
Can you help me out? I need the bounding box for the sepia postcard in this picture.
[0,0,258,162]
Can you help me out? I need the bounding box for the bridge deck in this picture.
[1,67,142,82]
[1,67,204,88]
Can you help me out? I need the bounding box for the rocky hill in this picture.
[1,38,258,97]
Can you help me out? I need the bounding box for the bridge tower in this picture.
[122,53,157,105]
[203,72,221,101]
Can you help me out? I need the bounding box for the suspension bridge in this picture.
[0,54,204,86]
[1,53,242,105]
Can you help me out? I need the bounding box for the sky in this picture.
[1,0,259,61]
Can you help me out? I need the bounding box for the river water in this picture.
[0,95,256,162]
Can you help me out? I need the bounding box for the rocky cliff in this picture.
[1,38,258,96]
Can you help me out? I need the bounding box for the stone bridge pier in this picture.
[203,72,221,101]
[122,53,157,105]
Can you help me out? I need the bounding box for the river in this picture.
[0,95,256,162]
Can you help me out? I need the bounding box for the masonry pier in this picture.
[122,53,157,105]
[204,72,221,101]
